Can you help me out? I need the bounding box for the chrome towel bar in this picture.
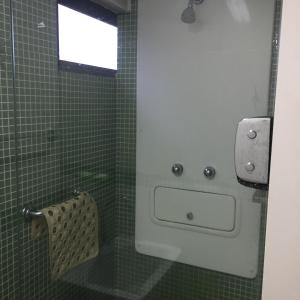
[22,190,81,222]
[22,207,44,221]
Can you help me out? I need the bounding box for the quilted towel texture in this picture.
[31,192,99,280]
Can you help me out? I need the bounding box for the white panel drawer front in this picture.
[154,187,236,232]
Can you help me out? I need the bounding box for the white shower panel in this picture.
[136,0,275,278]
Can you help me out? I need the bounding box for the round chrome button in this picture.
[203,166,216,179]
[245,162,255,173]
[172,163,184,176]
[247,129,257,140]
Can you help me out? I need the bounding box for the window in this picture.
[58,1,118,76]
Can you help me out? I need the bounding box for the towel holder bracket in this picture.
[22,207,43,222]
[22,190,81,222]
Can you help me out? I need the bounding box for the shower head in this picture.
[181,2,196,24]
[181,0,204,24]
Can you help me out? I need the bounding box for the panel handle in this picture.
[235,117,272,190]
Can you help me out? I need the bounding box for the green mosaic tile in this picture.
[1,0,117,299]
[0,0,18,299]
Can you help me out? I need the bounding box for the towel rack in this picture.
[22,190,81,222]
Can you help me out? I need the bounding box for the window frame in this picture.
[57,0,118,77]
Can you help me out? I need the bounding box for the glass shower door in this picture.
[10,0,116,299]
[4,0,282,299]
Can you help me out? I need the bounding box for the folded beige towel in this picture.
[31,192,99,280]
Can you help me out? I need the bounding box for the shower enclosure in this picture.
[0,0,281,299]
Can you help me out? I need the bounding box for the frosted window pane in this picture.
[58,4,118,70]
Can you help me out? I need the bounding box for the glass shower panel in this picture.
[10,0,115,299]
[5,0,281,299]
[11,0,68,298]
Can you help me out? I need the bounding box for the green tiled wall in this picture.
[1,0,116,299]
[13,0,116,297]
[0,0,18,299]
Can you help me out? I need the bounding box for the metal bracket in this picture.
[235,117,272,190]
[22,189,81,222]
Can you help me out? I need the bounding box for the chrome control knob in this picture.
[203,166,216,179]
[247,129,257,140]
[172,163,184,176]
[186,212,194,221]
[245,162,255,173]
